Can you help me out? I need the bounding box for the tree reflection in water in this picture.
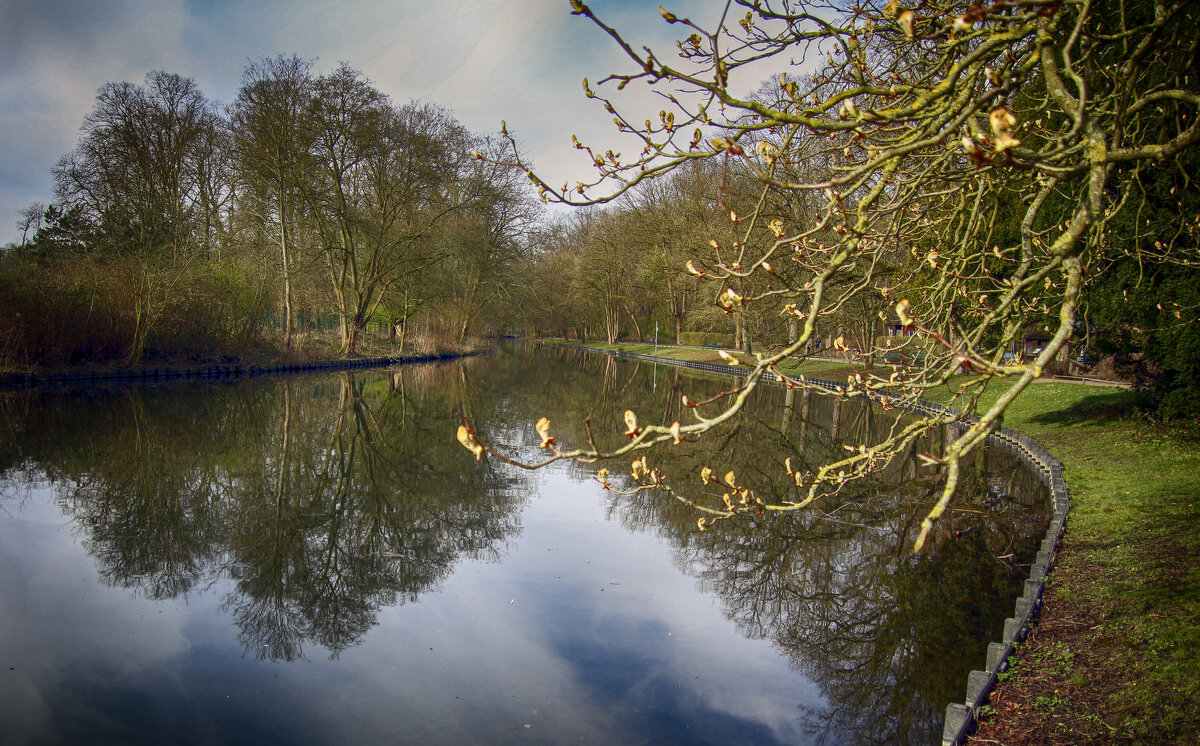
[0,344,1048,743]
[494,345,1050,745]
[0,361,527,662]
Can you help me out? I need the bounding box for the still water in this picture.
[0,344,1048,745]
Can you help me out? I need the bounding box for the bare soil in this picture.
[970,528,1200,745]
[969,540,1138,744]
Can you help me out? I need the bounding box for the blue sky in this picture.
[0,0,738,245]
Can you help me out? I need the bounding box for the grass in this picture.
[546,339,1200,742]
[550,339,862,382]
[975,384,1200,741]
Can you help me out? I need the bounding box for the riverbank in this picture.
[543,339,1200,744]
[965,384,1199,744]
[0,341,489,390]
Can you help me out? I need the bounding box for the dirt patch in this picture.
[969,541,1140,745]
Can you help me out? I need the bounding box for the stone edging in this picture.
[543,342,1068,745]
[0,350,487,390]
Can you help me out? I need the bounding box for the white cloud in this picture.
[0,0,750,244]
[0,0,195,235]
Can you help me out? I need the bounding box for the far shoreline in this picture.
[0,346,490,390]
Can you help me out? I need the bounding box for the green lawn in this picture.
[975,383,1200,740]
[548,339,861,382]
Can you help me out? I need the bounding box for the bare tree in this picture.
[16,203,45,246]
[231,55,316,350]
[422,135,541,342]
[53,71,222,257]
[302,66,486,354]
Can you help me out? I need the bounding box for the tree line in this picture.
[2,57,538,367]
[510,155,880,358]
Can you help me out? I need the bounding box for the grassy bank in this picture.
[547,339,862,383]
[546,340,1200,743]
[968,384,1200,744]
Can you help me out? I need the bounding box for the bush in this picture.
[1090,259,1200,422]
[0,249,273,368]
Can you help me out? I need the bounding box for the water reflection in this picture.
[0,344,1048,744]
[2,363,527,663]
[485,346,1050,745]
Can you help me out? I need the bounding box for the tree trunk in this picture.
[605,304,620,345]
[862,318,876,370]
[278,194,295,351]
[667,275,685,344]
[624,304,643,343]
[340,314,358,355]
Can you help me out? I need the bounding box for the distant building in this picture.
[1016,326,1052,357]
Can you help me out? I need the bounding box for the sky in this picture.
[0,0,750,246]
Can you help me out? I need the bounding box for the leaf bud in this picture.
[535,417,555,449]
[456,425,485,461]
[623,410,640,437]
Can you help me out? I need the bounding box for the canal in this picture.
[0,343,1048,745]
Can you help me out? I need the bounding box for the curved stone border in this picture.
[543,342,1068,746]
[939,421,1067,746]
[0,350,487,390]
